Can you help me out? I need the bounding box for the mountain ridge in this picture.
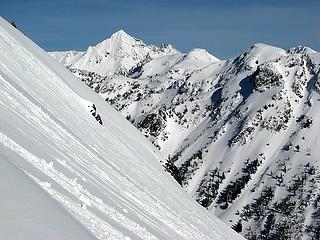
[50,29,180,76]
[50,29,320,239]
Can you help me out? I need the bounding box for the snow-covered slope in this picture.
[0,159,96,240]
[51,29,320,239]
[186,48,220,63]
[0,17,244,240]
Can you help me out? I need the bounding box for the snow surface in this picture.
[0,17,244,240]
[0,158,96,240]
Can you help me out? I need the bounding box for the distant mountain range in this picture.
[50,30,320,239]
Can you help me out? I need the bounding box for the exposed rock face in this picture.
[253,64,284,91]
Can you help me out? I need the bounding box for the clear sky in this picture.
[2,0,319,59]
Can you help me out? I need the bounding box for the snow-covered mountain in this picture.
[51,30,320,239]
[0,17,244,240]
[50,29,178,76]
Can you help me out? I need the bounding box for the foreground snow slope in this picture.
[0,17,243,240]
[0,159,96,240]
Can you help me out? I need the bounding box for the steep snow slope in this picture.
[51,30,320,239]
[0,159,96,240]
[0,17,244,240]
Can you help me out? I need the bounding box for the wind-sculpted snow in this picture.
[52,28,320,239]
[0,17,244,240]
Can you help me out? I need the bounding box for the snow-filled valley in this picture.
[0,17,245,240]
[50,29,320,239]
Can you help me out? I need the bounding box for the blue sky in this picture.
[2,0,319,58]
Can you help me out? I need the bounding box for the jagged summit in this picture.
[50,30,179,76]
[99,29,139,49]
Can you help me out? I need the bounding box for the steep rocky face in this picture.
[51,33,320,239]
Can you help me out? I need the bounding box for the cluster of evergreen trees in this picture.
[237,162,318,239]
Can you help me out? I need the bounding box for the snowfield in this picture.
[0,17,244,240]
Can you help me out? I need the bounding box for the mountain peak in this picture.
[107,29,136,47]
[187,48,220,63]
[249,43,286,53]
[110,29,132,39]
[57,29,180,76]
[235,43,287,66]
[115,29,127,35]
